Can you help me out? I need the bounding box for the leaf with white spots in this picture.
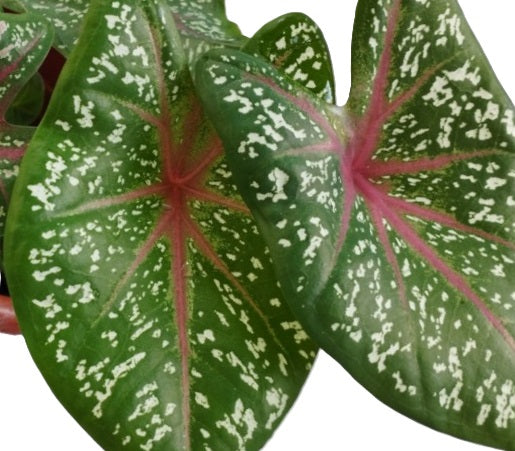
[0,13,52,270]
[243,13,335,103]
[169,0,244,65]
[2,0,243,58]
[196,1,515,448]
[4,0,315,449]
[1,0,88,56]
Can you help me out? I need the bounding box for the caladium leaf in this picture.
[2,0,243,58]
[0,13,52,269]
[169,0,244,64]
[243,13,335,104]
[4,0,316,449]
[196,0,515,448]
[1,0,87,56]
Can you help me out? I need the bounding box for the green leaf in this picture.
[243,13,335,103]
[195,0,515,448]
[0,12,52,267]
[2,0,244,58]
[6,72,44,125]
[1,0,88,56]
[4,0,315,449]
[169,0,244,65]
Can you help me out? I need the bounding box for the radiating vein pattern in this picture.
[197,0,515,448]
[4,1,316,450]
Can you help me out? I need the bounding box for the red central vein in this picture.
[167,210,191,449]
[368,0,401,118]
[351,0,401,169]
[148,27,191,451]
[181,100,203,169]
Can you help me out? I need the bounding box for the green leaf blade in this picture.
[1,0,88,56]
[170,0,244,64]
[196,48,346,308]
[3,0,244,58]
[196,1,515,448]
[5,0,315,449]
[243,13,336,103]
[0,12,52,269]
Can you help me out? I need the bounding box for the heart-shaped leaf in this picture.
[2,0,243,58]
[195,0,515,448]
[4,0,316,449]
[243,13,335,104]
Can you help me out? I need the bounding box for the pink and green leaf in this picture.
[2,0,243,57]
[0,12,52,266]
[1,0,87,56]
[169,0,244,64]
[243,13,336,103]
[4,0,316,449]
[195,0,515,448]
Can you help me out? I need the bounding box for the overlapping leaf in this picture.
[2,0,243,58]
[4,0,316,449]
[1,0,86,56]
[243,13,335,103]
[0,13,52,266]
[195,0,515,448]
[169,0,244,64]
